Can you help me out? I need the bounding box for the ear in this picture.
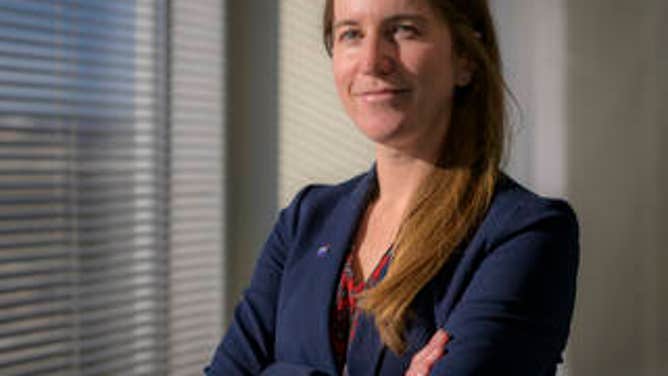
[455,55,476,87]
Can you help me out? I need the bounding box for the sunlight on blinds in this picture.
[0,1,168,374]
[0,1,226,374]
[168,0,225,375]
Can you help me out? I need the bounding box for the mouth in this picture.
[354,88,411,103]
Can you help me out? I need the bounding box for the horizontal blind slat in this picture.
[25,0,148,16]
[0,3,149,32]
[0,75,151,92]
[0,332,71,355]
[0,347,72,371]
[11,361,72,376]
[0,58,154,83]
[0,320,70,340]
[81,350,165,376]
[0,305,159,338]
[0,42,155,69]
[0,0,166,374]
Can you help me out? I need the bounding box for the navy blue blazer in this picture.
[205,166,579,375]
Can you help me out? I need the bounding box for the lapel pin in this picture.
[317,244,331,257]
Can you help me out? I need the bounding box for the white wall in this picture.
[566,1,666,375]
[493,1,667,375]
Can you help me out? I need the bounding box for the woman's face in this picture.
[331,0,470,156]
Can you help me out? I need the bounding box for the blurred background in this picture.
[0,0,664,375]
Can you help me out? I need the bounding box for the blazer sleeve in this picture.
[432,199,580,376]
[205,186,330,375]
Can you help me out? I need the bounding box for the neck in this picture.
[373,144,438,217]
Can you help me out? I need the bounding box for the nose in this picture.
[359,32,395,76]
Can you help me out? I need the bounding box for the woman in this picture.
[206,0,579,375]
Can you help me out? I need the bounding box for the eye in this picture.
[337,28,362,42]
[391,24,420,39]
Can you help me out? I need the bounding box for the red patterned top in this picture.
[330,247,393,372]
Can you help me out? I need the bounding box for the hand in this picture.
[405,329,449,376]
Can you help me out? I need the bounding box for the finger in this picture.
[408,347,441,375]
[407,329,451,376]
[426,345,443,361]
[408,346,431,371]
[429,329,449,346]
[406,363,430,376]
[422,330,449,357]
[417,331,450,371]
[410,342,430,365]
[426,331,450,363]
[412,347,427,362]
[422,330,448,354]
[418,345,443,372]
[411,330,448,365]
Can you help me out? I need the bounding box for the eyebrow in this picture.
[333,13,428,30]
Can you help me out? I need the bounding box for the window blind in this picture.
[168,0,225,374]
[0,0,225,375]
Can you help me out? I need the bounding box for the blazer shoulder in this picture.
[286,170,371,213]
[279,169,373,236]
[300,170,369,201]
[480,174,579,250]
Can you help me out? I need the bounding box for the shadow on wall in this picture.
[566,0,667,375]
[226,0,280,315]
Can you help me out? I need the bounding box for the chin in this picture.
[352,109,409,142]
[357,120,408,145]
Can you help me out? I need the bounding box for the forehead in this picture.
[333,0,436,21]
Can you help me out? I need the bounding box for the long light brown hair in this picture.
[323,0,506,354]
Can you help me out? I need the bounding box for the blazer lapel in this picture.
[302,165,378,370]
[346,310,386,375]
[347,261,439,375]
[359,316,434,376]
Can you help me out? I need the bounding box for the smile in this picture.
[354,89,411,103]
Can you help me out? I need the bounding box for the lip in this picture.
[354,88,411,103]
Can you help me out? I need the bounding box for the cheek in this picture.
[332,56,355,101]
[408,50,457,95]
